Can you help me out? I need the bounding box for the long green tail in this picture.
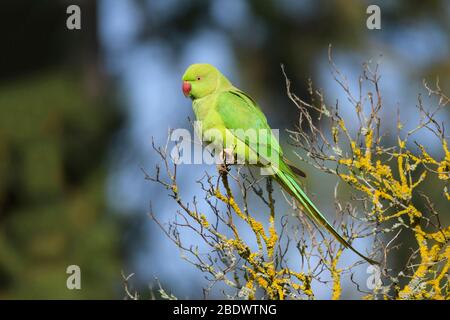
[275,162,379,265]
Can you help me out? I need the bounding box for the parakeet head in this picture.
[182,63,231,99]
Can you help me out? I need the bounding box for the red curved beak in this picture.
[182,81,191,97]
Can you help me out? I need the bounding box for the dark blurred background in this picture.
[0,0,448,299]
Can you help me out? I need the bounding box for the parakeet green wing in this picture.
[215,89,282,167]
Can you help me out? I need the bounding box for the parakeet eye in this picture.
[197,77,201,80]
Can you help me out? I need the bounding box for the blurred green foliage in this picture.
[0,1,123,299]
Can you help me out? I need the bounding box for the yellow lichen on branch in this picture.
[329,95,449,300]
[213,173,310,300]
[283,55,449,299]
[335,122,449,299]
[330,249,343,300]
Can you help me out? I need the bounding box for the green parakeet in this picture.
[182,63,378,265]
